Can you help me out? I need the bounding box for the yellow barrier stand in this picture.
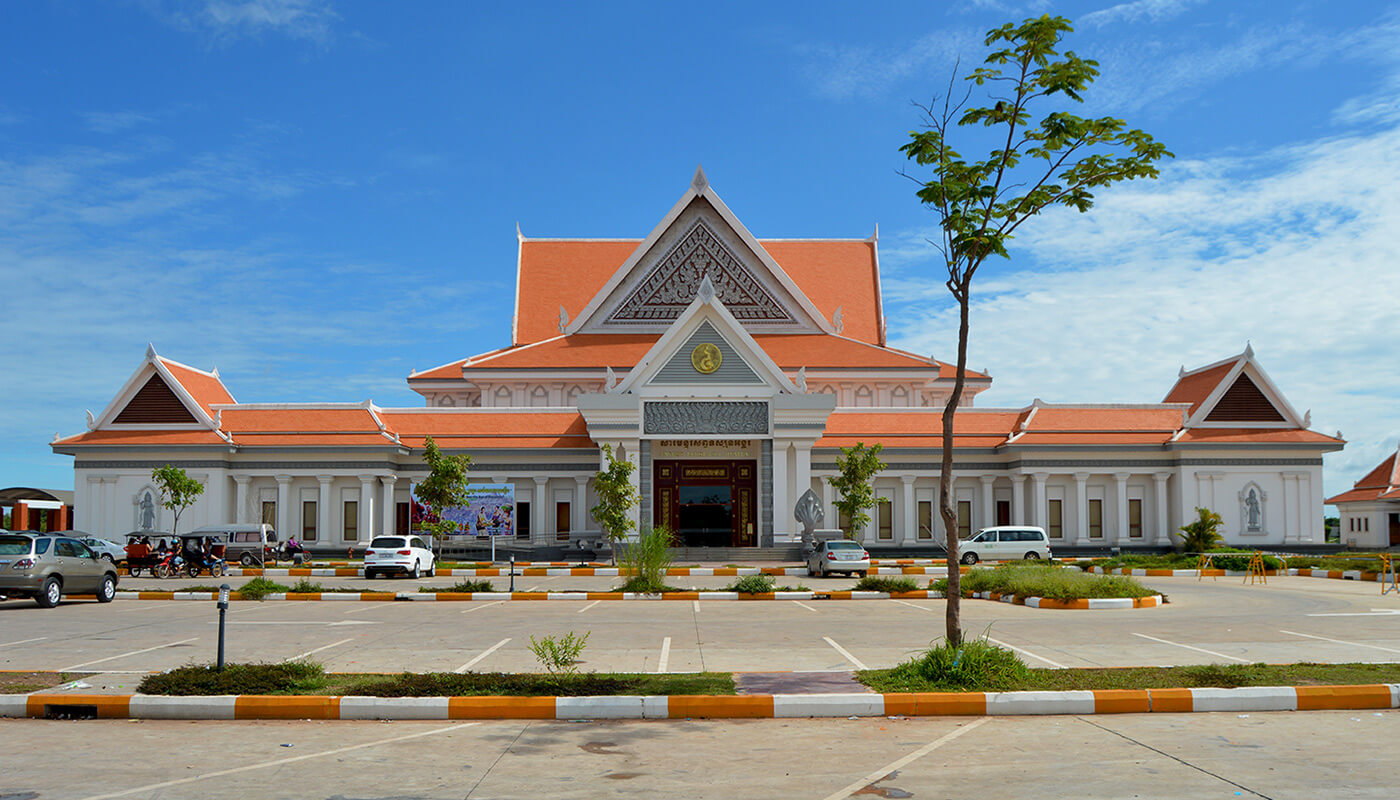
[1245,551,1268,585]
[1196,553,1215,581]
[1382,554,1397,596]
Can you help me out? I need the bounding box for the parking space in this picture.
[2,575,1399,677]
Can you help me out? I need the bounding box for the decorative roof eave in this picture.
[1182,345,1306,429]
[86,345,231,442]
[563,166,834,337]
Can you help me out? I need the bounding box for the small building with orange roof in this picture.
[51,170,1343,553]
[1326,445,1400,548]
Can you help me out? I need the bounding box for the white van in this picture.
[190,523,278,566]
[959,526,1052,564]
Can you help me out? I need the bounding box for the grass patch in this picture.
[616,575,685,594]
[853,576,921,593]
[932,563,1157,601]
[336,671,735,697]
[138,661,327,695]
[861,660,1400,693]
[874,637,1030,692]
[727,574,775,594]
[235,577,292,600]
[0,671,94,693]
[1078,548,1287,572]
[421,579,496,593]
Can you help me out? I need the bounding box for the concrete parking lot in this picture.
[2,574,1398,679]
[2,710,1396,799]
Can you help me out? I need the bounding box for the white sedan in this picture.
[806,539,870,578]
[76,535,126,563]
[363,535,436,579]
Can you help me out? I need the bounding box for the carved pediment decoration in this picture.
[607,220,794,324]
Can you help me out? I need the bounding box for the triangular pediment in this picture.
[649,321,763,385]
[568,169,831,335]
[1204,374,1286,423]
[92,345,221,431]
[1183,346,1305,429]
[114,374,199,424]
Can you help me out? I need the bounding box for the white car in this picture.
[363,535,436,579]
[958,526,1053,565]
[70,534,124,563]
[806,539,870,578]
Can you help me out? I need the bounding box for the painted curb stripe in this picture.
[4,684,1398,720]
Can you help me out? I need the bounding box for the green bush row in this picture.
[933,563,1157,601]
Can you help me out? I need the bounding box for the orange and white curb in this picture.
[4,684,1395,721]
[179,565,951,578]
[1087,566,1392,583]
[970,591,1164,609]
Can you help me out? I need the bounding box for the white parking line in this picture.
[823,636,868,670]
[0,636,47,648]
[344,602,395,614]
[454,638,510,673]
[287,637,354,662]
[1131,632,1250,664]
[461,600,505,614]
[693,600,700,613]
[890,599,930,611]
[793,601,819,613]
[578,599,602,614]
[657,637,672,673]
[1280,629,1400,655]
[75,722,480,800]
[818,717,991,800]
[61,637,200,671]
[986,636,1067,669]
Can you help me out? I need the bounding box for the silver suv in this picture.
[0,533,120,607]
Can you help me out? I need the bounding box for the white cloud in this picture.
[79,110,155,134]
[1081,0,1203,28]
[883,90,1400,499]
[144,0,339,45]
[798,28,981,100]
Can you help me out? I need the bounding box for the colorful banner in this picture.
[439,484,515,537]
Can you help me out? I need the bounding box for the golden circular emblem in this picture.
[691,342,722,374]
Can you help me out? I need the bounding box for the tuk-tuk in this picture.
[172,533,229,578]
[122,532,170,577]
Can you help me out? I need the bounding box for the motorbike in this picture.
[153,551,183,579]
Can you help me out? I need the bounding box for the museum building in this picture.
[52,170,1344,553]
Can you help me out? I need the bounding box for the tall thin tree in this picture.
[901,15,1171,646]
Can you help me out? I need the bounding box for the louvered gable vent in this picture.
[1204,374,1285,423]
[113,375,198,424]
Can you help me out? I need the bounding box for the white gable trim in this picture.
[565,167,833,336]
[1186,346,1304,428]
[92,345,221,432]
[612,277,799,396]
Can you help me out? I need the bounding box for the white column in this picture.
[574,476,589,534]
[898,476,915,544]
[275,475,292,538]
[623,439,640,533]
[821,476,835,530]
[381,475,397,537]
[233,475,251,525]
[1010,475,1026,525]
[533,477,549,544]
[317,476,332,544]
[794,442,813,503]
[979,475,996,529]
[1073,472,1090,545]
[358,476,376,544]
[1114,473,1130,545]
[1032,473,1048,530]
[1153,473,1171,546]
[772,440,790,541]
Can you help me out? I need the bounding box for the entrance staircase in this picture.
[668,546,804,562]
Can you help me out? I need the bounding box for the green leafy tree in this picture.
[413,436,472,553]
[828,442,885,540]
[590,443,638,565]
[1178,507,1224,553]
[901,14,1170,646]
[151,464,205,537]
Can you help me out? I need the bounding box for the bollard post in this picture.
[509,554,515,593]
[217,583,230,670]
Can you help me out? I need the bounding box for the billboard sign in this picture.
[439,483,515,537]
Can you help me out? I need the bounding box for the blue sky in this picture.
[2,0,1396,503]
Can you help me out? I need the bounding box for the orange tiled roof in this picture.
[379,410,594,449]
[817,410,1019,449]
[1023,407,1184,431]
[1172,428,1342,444]
[217,407,383,433]
[1163,361,1235,414]
[513,239,883,346]
[159,359,234,416]
[1326,451,1400,504]
[53,429,229,446]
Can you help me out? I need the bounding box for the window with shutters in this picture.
[1088,499,1104,539]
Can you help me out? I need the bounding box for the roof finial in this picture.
[1244,340,1254,358]
[145,342,158,361]
[516,221,525,242]
[558,305,569,334]
[691,164,708,193]
[832,305,845,335]
[1302,409,1311,428]
[85,410,96,431]
[1178,365,1186,378]
[795,367,808,392]
[696,273,716,304]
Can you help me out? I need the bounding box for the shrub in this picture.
[421,579,495,593]
[882,637,1029,692]
[289,578,323,594]
[139,661,325,695]
[853,575,920,593]
[616,524,675,593]
[728,574,775,594]
[236,577,292,601]
[339,671,734,697]
[528,631,590,674]
[1178,507,1224,553]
